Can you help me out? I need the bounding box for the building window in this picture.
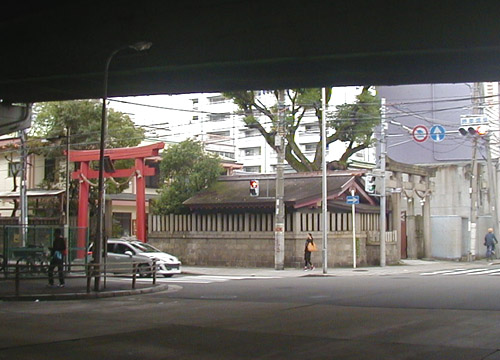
[145,161,160,189]
[208,130,230,137]
[112,212,132,237]
[8,162,21,177]
[304,124,320,133]
[208,113,229,122]
[44,158,56,182]
[208,95,226,104]
[242,128,260,137]
[242,147,261,156]
[192,115,199,121]
[211,151,235,159]
[191,98,198,109]
[243,166,261,173]
[303,143,317,153]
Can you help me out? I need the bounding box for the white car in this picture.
[87,238,182,277]
[119,239,182,277]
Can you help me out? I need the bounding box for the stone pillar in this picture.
[391,172,402,260]
[406,175,417,258]
[423,176,432,258]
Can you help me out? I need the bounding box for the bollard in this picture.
[152,260,156,285]
[86,264,92,293]
[132,263,137,289]
[15,264,20,296]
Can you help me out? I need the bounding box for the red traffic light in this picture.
[249,180,259,196]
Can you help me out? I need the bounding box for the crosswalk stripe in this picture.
[421,269,465,276]
[467,269,500,275]
[421,267,500,276]
[442,268,488,276]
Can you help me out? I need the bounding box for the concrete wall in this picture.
[430,215,494,260]
[431,215,463,259]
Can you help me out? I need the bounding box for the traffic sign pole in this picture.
[351,190,357,269]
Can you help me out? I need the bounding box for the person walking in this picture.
[48,228,66,287]
[304,233,315,271]
[484,227,498,262]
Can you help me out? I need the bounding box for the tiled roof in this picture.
[184,171,377,211]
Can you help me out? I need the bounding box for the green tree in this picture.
[223,87,380,171]
[152,140,223,214]
[30,99,146,216]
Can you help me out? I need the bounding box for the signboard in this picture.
[412,125,429,143]
[460,115,489,126]
[430,125,446,142]
[346,195,359,204]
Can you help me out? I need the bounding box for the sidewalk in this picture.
[182,258,500,277]
[1,258,498,301]
[0,274,168,301]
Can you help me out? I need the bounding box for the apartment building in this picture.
[111,87,376,174]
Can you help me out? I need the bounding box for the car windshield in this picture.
[130,242,161,253]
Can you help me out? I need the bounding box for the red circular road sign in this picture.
[412,125,429,142]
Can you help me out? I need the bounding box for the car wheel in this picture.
[163,274,173,278]
[138,263,150,278]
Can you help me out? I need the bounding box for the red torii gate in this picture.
[69,142,164,255]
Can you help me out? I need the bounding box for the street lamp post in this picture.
[94,41,152,291]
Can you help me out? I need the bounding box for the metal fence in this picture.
[0,225,89,274]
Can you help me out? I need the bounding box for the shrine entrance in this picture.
[69,143,164,257]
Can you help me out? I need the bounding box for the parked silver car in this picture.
[123,239,181,277]
[87,238,181,277]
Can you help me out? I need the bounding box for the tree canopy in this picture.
[152,139,223,214]
[29,99,146,218]
[223,87,380,172]
[31,100,144,151]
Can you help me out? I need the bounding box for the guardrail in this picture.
[2,260,157,296]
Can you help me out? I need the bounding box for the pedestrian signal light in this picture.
[249,180,259,197]
[364,174,376,194]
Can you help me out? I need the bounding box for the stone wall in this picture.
[148,230,399,268]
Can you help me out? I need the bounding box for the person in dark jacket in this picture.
[304,233,315,271]
[484,228,498,261]
[48,228,66,287]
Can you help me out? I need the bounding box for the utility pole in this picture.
[379,98,387,267]
[485,135,499,239]
[65,126,71,267]
[469,137,479,260]
[321,87,328,274]
[274,89,285,270]
[468,82,481,261]
[19,129,28,246]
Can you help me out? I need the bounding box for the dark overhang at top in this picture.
[2,1,500,104]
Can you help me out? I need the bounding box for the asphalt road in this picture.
[1,271,500,359]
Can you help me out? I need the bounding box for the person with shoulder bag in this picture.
[304,233,316,271]
[48,228,66,288]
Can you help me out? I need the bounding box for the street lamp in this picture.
[94,41,152,291]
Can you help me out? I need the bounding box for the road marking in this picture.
[420,268,500,276]
[126,275,281,284]
[420,269,465,276]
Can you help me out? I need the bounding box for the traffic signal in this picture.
[249,180,259,197]
[459,125,488,137]
[364,174,376,194]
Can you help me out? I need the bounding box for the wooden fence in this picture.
[148,212,382,234]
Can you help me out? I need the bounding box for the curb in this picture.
[0,283,169,302]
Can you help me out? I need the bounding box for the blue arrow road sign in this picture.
[346,195,360,204]
[430,125,446,142]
